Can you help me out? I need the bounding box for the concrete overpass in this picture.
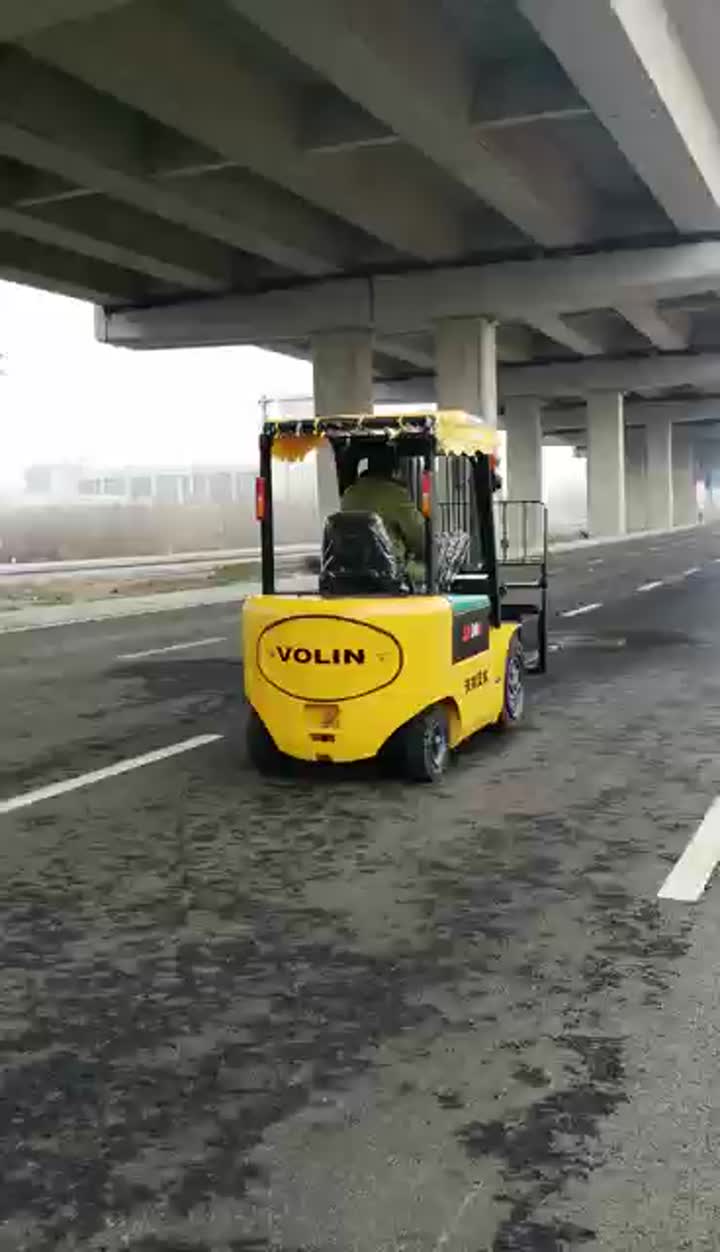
[6,0,720,533]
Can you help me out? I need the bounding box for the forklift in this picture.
[243,409,547,781]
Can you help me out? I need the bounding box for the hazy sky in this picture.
[1,278,586,522]
[0,279,313,487]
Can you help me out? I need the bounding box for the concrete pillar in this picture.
[672,424,697,527]
[504,397,543,553]
[625,425,646,532]
[587,392,626,537]
[435,316,498,423]
[645,414,673,531]
[312,328,373,519]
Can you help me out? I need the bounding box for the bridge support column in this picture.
[504,397,543,553]
[625,425,646,532]
[312,328,373,519]
[587,392,626,537]
[646,413,674,531]
[434,317,497,422]
[672,425,698,527]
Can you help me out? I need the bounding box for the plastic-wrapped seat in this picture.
[319,510,411,595]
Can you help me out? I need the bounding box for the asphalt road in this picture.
[1,525,720,1251]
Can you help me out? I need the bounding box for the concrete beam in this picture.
[302,62,590,153]
[0,48,368,276]
[498,326,535,363]
[98,278,374,349]
[616,301,689,351]
[0,230,157,303]
[528,314,605,357]
[520,0,720,231]
[374,351,720,405]
[0,199,238,292]
[229,0,594,246]
[545,398,720,431]
[376,337,434,370]
[25,4,467,260]
[498,352,720,400]
[0,0,130,40]
[373,243,720,333]
[100,242,720,347]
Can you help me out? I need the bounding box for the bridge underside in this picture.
[5,0,720,531]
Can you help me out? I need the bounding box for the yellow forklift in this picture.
[243,409,547,781]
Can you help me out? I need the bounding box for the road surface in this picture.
[1,525,720,1251]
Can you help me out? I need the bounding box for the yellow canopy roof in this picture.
[268,409,498,461]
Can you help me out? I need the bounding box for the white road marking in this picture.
[658,798,720,902]
[117,636,227,661]
[636,580,663,593]
[0,733,223,816]
[561,602,602,617]
[588,558,604,567]
[682,566,701,576]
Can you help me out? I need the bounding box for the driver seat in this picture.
[319,510,412,595]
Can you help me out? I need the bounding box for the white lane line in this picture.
[560,602,602,618]
[636,580,663,593]
[117,636,227,661]
[0,733,223,816]
[588,558,604,567]
[658,798,720,902]
[682,566,701,576]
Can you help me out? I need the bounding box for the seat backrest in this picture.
[320,510,409,595]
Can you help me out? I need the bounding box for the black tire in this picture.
[246,709,284,774]
[400,706,450,783]
[496,634,525,728]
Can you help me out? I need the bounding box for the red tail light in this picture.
[255,476,266,521]
[421,470,432,518]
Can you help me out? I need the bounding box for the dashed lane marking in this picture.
[560,602,602,617]
[117,636,227,661]
[658,798,720,902]
[0,733,224,815]
[636,581,664,592]
[682,567,701,576]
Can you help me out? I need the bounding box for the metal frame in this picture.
[258,431,275,594]
[256,425,537,652]
[494,498,549,674]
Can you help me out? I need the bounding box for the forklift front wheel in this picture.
[246,709,284,774]
[401,706,450,783]
[496,635,525,728]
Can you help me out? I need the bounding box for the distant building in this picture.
[23,459,317,509]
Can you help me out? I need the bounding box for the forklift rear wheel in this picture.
[401,706,450,783]
[246,709,284,774]
[496,635,525,728]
